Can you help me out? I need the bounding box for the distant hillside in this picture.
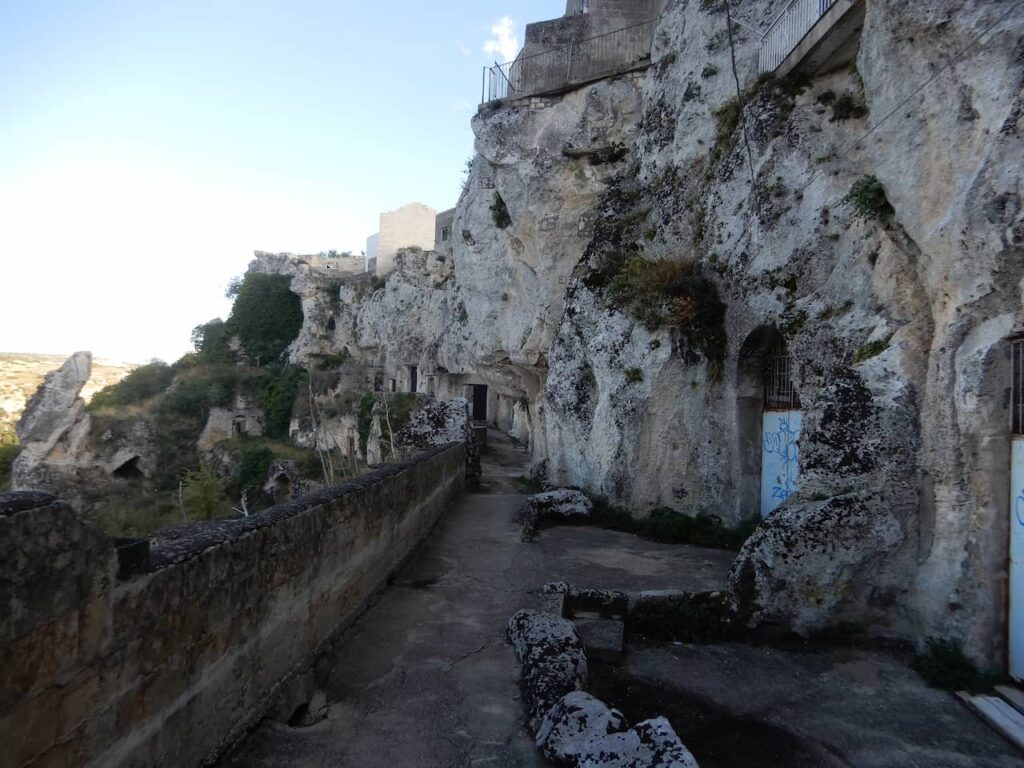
[0,353,136,439]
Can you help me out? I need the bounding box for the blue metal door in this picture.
[1010,340,1024,680]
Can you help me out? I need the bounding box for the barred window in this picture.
[764,343,799,410]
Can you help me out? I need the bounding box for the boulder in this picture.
[506,609,588,728]
[536,691,627,766]
[519,489,593,539]
[574,717,700,768]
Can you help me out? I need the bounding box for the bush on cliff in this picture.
[225,273,304,364]
[604,256,726,360]
[90,361,175,409]
[0,441,20,492]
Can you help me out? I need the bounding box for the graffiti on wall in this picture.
[760,410,802,518]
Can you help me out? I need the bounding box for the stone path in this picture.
[218,430,734,767]
[219,429,1024,767]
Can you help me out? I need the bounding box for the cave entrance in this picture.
[1010,338,1024,679]
[470,385,489,422]
[232,416,248,437]
[113,456,144,480]
[737,328,802,519]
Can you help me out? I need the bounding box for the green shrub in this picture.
[628,593,736,644]
[845,175,895,222]
[829,92,868,121]
[913,637,993,692]
[260,366,306,439]
[88,486,184,538]
[190,318,233,363]
[591,501,758,551]
[89,362,173,409]
[180,467,227,521]
[0,442,21,492]
[490,193,512,229]
[604,256,726,360]
[224,273,304,364]
[625,368,644,383]
[853,333,893,364]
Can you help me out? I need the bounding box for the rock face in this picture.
[536,691,628,766]
[12,352,155,506]
[201,0,1024,664]
[13,352,94,494]
[0,352,134,439]
[506,609,589,728]
[572,717,699,768]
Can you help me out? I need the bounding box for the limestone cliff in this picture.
[274,0,1024,663]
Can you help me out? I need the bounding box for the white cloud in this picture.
[483,17,519,63]
[455,38,471,57]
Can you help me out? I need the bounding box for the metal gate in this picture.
[1010,340,1024,679]
[761,344,802,518]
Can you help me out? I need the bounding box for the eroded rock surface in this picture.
[536,691,628,766]
[507,609,589,728]
[572,717,699,768]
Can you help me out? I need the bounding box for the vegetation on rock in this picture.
[845,175,895,222]
[0,441,20,492]
[588,499,759,551]
[603,256,727,361]
[913,637,993,692]
[490,192,512,229]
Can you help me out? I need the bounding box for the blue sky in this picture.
[0,0,564,363]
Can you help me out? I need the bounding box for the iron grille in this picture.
[1013,339,1024,435]
[765,344,799,410]
[481,19,657,104]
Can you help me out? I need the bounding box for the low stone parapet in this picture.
[1,443,465,768]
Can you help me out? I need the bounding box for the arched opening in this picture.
[325,316,336,332]
[232,415,248,437]
[737,327,802,519]
[112,456,144,480]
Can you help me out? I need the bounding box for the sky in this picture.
[0,0,564,364]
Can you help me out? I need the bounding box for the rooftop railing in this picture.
[760,0,838,72]
[481,19,657,105]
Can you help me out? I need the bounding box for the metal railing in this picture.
[760,0,837,72]
[481,19,657,104]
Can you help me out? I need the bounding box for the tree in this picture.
[180,467,226,521]
[224,273,303,364]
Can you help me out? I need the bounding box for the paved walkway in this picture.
[220,430,1023,767]
[219,430,734,767]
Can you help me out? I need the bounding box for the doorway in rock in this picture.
[408,366,418,393]
[1010,338,1024,679]
[472,385,488,422]
[761,341,801,518]
[737,328,802,519]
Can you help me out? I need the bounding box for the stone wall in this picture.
[434,207,456,257]
[374,203,438,275]
[1,444,465,768]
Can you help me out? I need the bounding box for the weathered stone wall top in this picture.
[1,444,465,768]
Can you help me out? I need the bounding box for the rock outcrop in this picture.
[507,609,589,729]
[536,691,628,766]
[519,488,594,539]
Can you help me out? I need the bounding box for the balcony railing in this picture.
[481,19,657,105]
[760,0,838,72]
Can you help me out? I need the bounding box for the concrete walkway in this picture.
[219,430,1023,767]
[219,430,734,767]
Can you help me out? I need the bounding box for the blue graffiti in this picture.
[1016,488,1024,527]
[764,416,801,504]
